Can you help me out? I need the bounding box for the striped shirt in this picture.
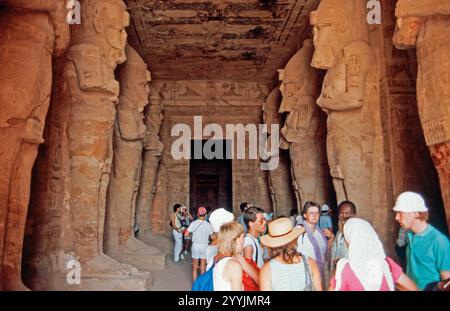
[269,259,309,291]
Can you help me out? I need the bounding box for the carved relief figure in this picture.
[0,0,69,290]
[310,0,379,219]
[393,0,450,232]
[262,88,296,217]
[278,39,329,210]
[105,44,161,270]
[135,88,164,241]
[62,0,140,277]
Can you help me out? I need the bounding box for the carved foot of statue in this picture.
[98,251,139,273]
[81,254,138,278]
[109,237,160,255]
[128,236,160,254]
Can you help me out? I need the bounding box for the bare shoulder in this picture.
[226,258,243,272]
[260,262,271,275]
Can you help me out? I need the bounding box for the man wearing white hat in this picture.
[393,191,450,290]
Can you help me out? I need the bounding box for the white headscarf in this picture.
[335,218,394,291]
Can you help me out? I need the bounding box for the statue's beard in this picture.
[279,97,296,113]
[311,44,335,69]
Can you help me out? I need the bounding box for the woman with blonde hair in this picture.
[260,218,323,291]
[213,221,245,291]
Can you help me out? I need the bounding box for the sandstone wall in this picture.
[151,80,273,235]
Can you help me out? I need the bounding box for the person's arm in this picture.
[170,213,180,232]
[226,259,243,291]
[328,279,335,291]
[441,271,450,281]
[395,272,418,291]
[235,254,260,285]
[243,245,254,261]
[259,262,272,291]
[307,258,323,291]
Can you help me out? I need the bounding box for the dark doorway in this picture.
[190,140,232,214]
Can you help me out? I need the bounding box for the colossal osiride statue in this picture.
[135,89,166,253]
[105,44,166,271]
[278,39,329,210]
[393,0,450,233]
[62,0,150,290]
[262,88,296,217]
[310,0,383,220]
[0,0,69,291]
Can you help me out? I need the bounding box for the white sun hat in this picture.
[209,208,235,233]
[393,191,428,213]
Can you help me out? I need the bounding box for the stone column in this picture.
[393,0,450,234]
[310,0,383,221]
[262,88,296,217]
[105,44,165,270]
[0,0,69,291]
[278,39,329,210]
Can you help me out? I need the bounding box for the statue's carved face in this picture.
[279,79,299,113]
[262,99,279,126]
[97,2,130,65]
[148,105,163,130]
[134,70,150,113]
[310,11,336,69]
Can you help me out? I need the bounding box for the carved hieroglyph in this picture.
[60,0,150,289]
[0,0,69,291]
[278,39,329,210]
[393,0,450,232]
[135,89,164,241]
[105,44,164,270]
[310,0,381,220]
[262,88,296,217]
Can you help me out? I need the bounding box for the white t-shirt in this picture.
[244,234,264,268]
[206,245,218,271]
[187,220,213,245]
[296,228,327,261]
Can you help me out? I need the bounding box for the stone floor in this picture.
[149,257,193,291]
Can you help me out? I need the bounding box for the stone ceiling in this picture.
[126,0,320,82]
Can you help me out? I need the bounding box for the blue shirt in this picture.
[406,225,450,290]
[318,215,332,230]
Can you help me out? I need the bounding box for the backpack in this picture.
[192,266,214,291]
[192,256,230,291]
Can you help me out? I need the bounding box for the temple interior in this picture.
[0,0,448,290]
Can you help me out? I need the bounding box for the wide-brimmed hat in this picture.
[260,217,305,248]
[209,208,235,232]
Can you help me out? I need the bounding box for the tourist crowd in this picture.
[169,192,450,291]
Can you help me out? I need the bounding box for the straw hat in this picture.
[260,217,305,248]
